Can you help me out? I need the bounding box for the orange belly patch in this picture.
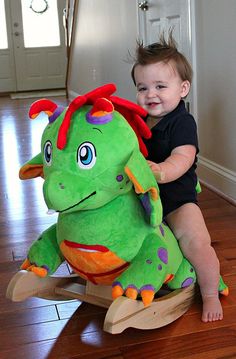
[60,240,129,285]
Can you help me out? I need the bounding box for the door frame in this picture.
[0,0,17,92]
[65,0,78,98]
[189,0,198,123]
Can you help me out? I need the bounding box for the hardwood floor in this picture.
[0,95,236,359]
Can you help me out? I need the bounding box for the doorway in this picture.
[0,0,67,93]
[137,0,195,114]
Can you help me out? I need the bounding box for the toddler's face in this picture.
[134,61,190,120]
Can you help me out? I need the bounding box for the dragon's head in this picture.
[20,84,159,217]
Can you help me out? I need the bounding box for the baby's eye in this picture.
[137,86,147,92]
[156,85,166,89]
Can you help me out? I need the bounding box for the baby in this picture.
[131,33,223,322]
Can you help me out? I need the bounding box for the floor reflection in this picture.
[0,96,67,239]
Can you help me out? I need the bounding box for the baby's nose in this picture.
[147,88,157,97]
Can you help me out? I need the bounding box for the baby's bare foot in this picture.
[201,295,223,322]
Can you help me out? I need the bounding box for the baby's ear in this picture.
[181,80,190,98]
[124,149,163,227]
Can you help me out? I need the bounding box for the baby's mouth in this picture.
[147,102,160,107]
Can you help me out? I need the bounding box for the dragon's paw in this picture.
[21,258,48,278]
[112,282,155,307]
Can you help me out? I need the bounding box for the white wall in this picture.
[194,0,236,203]
[67,0,139,101]
[68,0,236,203]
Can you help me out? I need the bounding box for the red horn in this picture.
[29,99,58,120]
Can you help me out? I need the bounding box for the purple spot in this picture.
[157,247,168,264]
[190,268,194,272]
[146,259,152,264]
[159,225,165,237]
[181,277,194,287]
[116,174,124,182]
[157,264,162,270]
[139,193,151,216]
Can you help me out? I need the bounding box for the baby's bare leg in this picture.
[166,203,223,322]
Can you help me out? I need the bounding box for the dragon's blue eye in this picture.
[43,141,52,166]
[77,142,96,169]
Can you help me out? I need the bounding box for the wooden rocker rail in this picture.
[6,270,196,334]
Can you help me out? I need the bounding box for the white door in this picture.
[0,0,16,92]
[0,0,67,92]
[137,0,194,112]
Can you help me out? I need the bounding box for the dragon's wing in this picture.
[125,149,163,227]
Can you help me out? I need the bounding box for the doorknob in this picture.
[138,1,149,11]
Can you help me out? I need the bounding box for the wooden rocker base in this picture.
[6,270,196,334]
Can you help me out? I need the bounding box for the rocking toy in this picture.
[6,84,228,334]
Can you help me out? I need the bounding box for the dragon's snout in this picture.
[43,171,96,213]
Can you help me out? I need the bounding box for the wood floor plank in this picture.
[0,305,59,329]
[120,325,236,359]
[0,344,123,359]
[0,318,71,352]
[0,340,57,359]
[2,303,233,357]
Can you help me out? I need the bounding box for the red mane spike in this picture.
[57,85,116,150]
[110,96,150,157]
[57,84,150,155]
[57,96,87,150]
[29,99,58,119]
[110,95,147,117]
[85,83,116,103]
[91,98,114,115]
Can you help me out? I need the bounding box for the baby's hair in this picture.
[131,30,192,85]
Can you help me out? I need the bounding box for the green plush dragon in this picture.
[20,84,228,306]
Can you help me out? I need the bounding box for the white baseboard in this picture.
[197,156,236,205]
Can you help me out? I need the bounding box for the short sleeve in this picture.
[169,114,199,153]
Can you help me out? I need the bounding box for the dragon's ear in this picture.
[19,153,44,180]
[124,150,163,227]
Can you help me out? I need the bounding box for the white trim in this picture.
[189,0,198,123]
[137,0,147,42]
[198,156,236,183]
[197,155,236,203]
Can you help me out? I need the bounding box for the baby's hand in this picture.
[147,160,165,182]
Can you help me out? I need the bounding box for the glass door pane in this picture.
[21,0,61,48]
[0,0,8,49]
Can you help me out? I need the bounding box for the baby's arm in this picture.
[147,144,196,183]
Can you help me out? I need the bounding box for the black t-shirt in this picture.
[144,100,199,217]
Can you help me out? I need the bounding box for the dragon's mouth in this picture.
[64,240,109,253]
[58,191,96,213]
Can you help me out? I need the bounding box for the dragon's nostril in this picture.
[59,183,65,189]
[116,174,124,182]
